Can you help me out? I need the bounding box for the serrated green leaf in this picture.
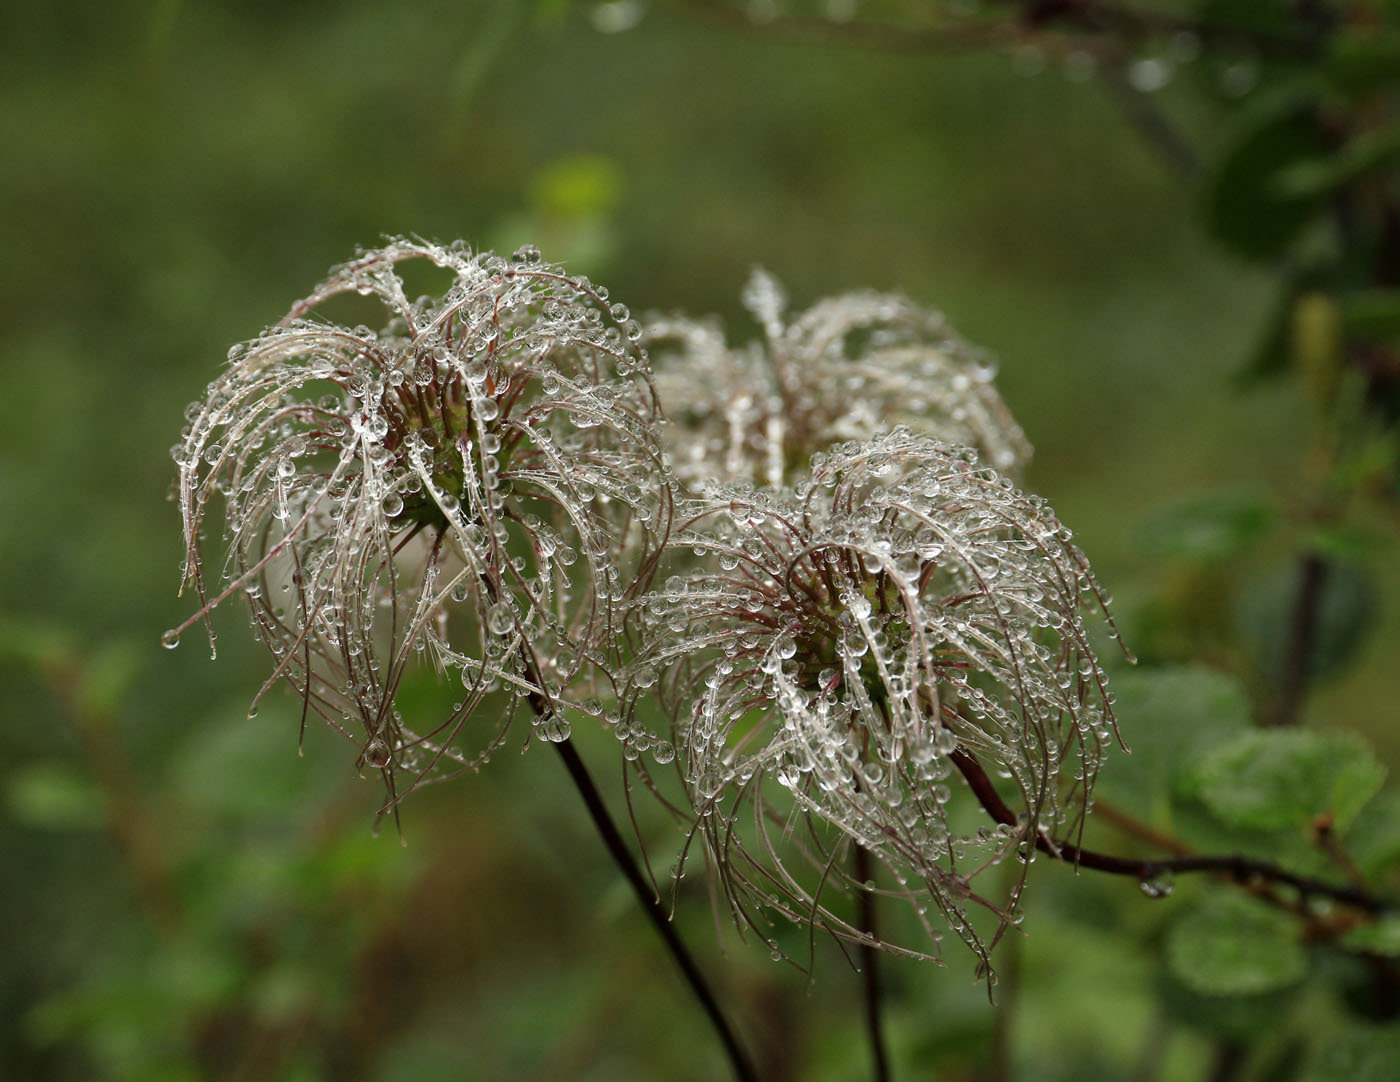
[1341,915,1400,957]
[1095,666,1253,818]
[1191,730,1386,832]
[1301,1028,1400,1082]
[1167,893,1307,995]
[1139,490,1277,562]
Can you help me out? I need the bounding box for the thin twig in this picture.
[950,748,1393,914]
[1098,62,1200,181]
[553,737,759,1082]
[853,845,892,1082]
[1312,815,1369,891]
[1090,797,1195,857]
[986,860,1023,1082]
[501,607,756,1080]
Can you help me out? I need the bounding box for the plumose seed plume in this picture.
[169,239,672,816]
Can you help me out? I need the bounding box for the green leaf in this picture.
[1346,788,1400,879]
[5,761,104,830]
[1139,490,1277,562]
[1272,125,1400,201]
[1190,730,1385,832]
[1324,27,1400,96]
[529,153,622,220]
[77,638,145,717]
[170,702,337,823]
[1301,1028,1400,1082]
[1194,0,1307,38]
[1341,289,1400,341]
[1095,666,1253,817]
[1203,87,1332,261]
[1307,520,1396,562]
[1167,893,1307,996]
[0,616,74,668]
[1341,915,1400,957]
[1157,971,1298,1039]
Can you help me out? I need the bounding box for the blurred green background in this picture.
[3,2,1397,1080]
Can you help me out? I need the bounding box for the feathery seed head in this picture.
[640,431,1121,967]
[169,239,671,804]
[645,269,1033,492]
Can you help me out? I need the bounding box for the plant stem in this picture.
[950,748,1392,914]
[1089,797,1194,857]
[853,845,892,1082]
[552,737,759,1082]
[1099,61,1200,180]
[986,860,1023,1082]
[1269,552,1328,728]
[493,580,755,1079]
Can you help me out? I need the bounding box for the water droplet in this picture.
[536,714,571,742]
[364,738,392,769]
[1220,60,1259,98]
[486,602,514,636]
[161,629,181,650]
[1062,50,1096,83]
[1127,57,1173,93]
[1138,872,1174,899]
[1012,44,1045,77]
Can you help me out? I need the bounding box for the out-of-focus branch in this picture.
[1269,551,1328,727]
[674,0,1317,60]
[950,747,1392,915]
[553,736,759,1082]
[1099,61,1200,180]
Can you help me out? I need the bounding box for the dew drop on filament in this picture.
[364,738,392,770]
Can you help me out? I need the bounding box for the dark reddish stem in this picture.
[1270,552,1328,728]
[949,748,1391,914]
[552,737,759,1082]
[853,845,892,1082]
